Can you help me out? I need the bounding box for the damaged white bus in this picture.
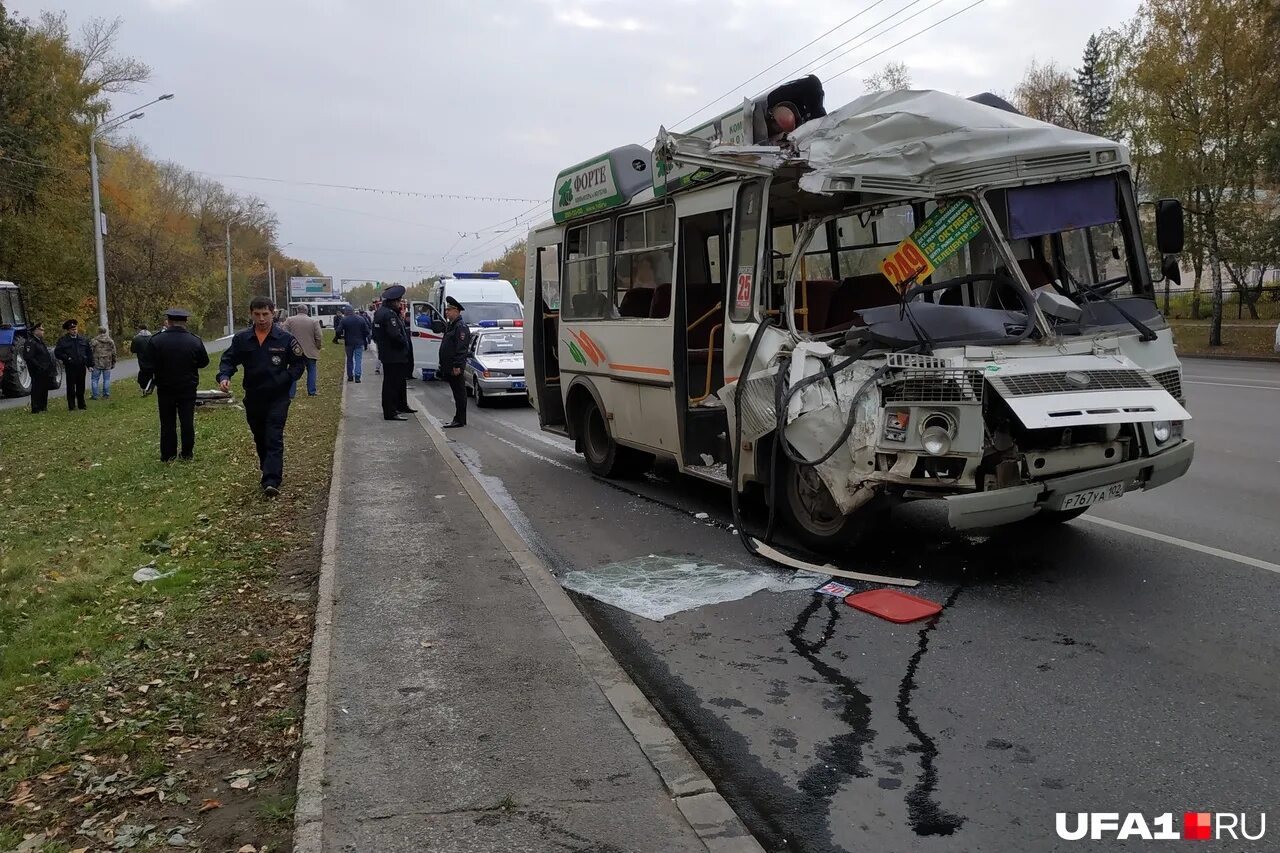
[524,76,1193,551]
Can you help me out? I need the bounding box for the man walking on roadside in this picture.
[217,296,306,497]
[131,324,155,395]
[438,296,471,429]
[53,319,91,410]
[282,304,323,398]
[23,322,57,414]
[335,305,371,383]
[372,285,414,420]
[148,308,210,462]
[89,326,117,400]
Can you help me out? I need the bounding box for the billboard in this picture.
[290,276,335,298]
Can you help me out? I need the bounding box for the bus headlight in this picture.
[919,413,956,457]
[1152,420,1172,444]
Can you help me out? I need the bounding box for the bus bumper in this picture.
[945,440,1194,530]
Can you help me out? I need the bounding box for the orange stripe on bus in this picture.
[608,363,670,376]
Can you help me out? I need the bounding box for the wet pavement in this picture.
[410,357,1280,852]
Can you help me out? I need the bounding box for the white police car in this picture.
[464,322,527,407]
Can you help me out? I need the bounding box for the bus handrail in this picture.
[690,322,723,405]
[688,301,723,333]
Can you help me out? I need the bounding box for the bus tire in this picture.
[779,459,874,551]
[579,398,649,478]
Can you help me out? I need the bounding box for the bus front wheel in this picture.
[779,459,874,551]
[580,400,650,478]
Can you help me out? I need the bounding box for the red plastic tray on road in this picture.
[845,589,943,623]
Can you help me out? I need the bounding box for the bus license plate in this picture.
[1060,481,1125,510]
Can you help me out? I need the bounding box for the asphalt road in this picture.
[407,356,1279,853]
[0,335,233,412]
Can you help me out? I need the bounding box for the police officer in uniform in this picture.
[438,296,471,428]
[372,285,415,420]
[216,296,306,497]
[148,308,210,462]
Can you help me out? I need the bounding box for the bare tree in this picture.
[863,61,912,92]
[1013,59,1081,128]
[76,16,151,95]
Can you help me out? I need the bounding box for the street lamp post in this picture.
[90,94,174,334]
[267,242,292,306]
[225,221,235,336]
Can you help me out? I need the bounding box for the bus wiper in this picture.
[1069,273,1158,342]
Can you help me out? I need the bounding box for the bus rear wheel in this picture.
[580,399,651,478]
[779,459,873,551]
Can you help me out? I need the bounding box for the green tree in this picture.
[1073,34,1112,135]
[1110,0,1279,344]
[481,240,527,297]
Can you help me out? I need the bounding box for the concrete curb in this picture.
[292,382,346,853]
[409,394,764,853]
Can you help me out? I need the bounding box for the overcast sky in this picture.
[13,0,1140,290]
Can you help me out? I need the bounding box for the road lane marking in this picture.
[485,431,577,470]
[1184,380,1279,391]
[1081,517,1280,575]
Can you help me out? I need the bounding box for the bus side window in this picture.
[538,244,561,311]
[563,221,610,320]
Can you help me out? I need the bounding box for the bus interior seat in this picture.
[572,291,610,317]
[819,275,902,332]
[649,283,672,318]
[1018,258,1054,290]
[618,287,655,318]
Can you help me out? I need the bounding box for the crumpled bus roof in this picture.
[652,88,1129,200]
[790,89,1129,196]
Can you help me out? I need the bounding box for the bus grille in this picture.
[987,369,1161,397]
[882,369,985,404]
[1151,368,1182,401]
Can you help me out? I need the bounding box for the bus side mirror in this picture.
[1162,256,1181,287]
[1155,198,1184,254]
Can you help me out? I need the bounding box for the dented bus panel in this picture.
[528,81,1193,551]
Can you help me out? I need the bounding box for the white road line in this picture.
[484,431,577,470]
[1081,516,1280,575]
[1184,380,1279,391]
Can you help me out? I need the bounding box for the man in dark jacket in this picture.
[149,308,210,462]
[335,306,371,383]
[438,296,471,428]
[23,322,57,414]
[217,296,306,496]
[53,318,91,410]
[371,285,414,420]
[131,324,155,395]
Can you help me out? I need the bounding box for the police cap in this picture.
[445,296,464,311]
[62,318,78,330]
[382,284,406,300]
[164,307,191,320]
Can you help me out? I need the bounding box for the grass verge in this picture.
[1170,320,1279,359]
[1,343,347,852]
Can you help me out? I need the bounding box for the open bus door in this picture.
[529,236,566,430]
[673,186,735,473]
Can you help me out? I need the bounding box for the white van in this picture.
[288,300,352,329]
[409,273,523,378]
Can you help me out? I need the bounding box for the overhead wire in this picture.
[753,0,942,95]
[825,0,987,83]
[191,169,543,203]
